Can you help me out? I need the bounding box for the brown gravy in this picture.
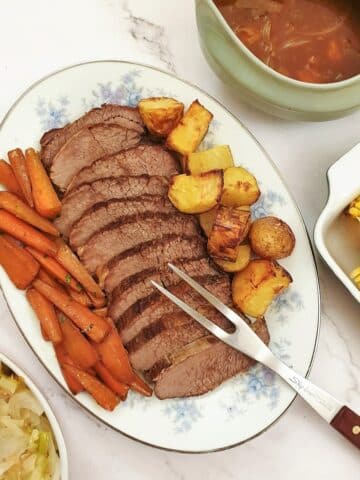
[215,0,360,83]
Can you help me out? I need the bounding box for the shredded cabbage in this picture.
[0,361,60,479]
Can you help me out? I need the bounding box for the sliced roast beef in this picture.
[78,212,200,274]
[50,123,141,190]
[41,104,144,169]
[109,257,219,321]
[118,274,230,344]
[99,235,206,294]
[55,175,169,237]
[150,318,269,399]
[67,144,179,192]
[69,195,176,249]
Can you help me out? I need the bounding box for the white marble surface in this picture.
[0,0,359,477]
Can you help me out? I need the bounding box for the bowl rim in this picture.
[0,352,69,480]
[205,0,360,90]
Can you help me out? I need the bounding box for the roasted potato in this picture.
[249,216,295,260]
[138,97,184,137]
[221,167,260,207]
[214,244,251,273]
[232,259,292,317]
[166,100,213,155]
[168,171,223,214]
[207,206,251,261]
[199,207,218,237]
[187,145,234,174]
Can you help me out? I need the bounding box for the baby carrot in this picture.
[26,288,62,343]
[54,343,84,395]
[8,149,33,206]
[0,159,24,197]
[94,362,129,400]
[0,210,57,256]
[0,235,39,289]
[62,364,119,411]
[0,191,59,236]
[32,279,109,342]
[26,247,82,292]
[130,373,153,397]
[25,148,61,218]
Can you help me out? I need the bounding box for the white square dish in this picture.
[314,144,360,303]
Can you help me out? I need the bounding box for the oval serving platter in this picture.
[0,61,320,453]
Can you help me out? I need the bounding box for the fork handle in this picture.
[331,406,360,448]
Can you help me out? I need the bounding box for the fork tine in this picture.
[150,281,230,341]
[168,263,249,328]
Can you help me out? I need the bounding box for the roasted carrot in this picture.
[62,364,119,411]
[26,288,62,343]
[0,191,59,236]
[95,320,135,385]
[32,279,109,342]
[40,324,50,342]
[94,361,129,400]
[130,372,153,397]
[57,313,98,369]
[26,247,82,292]
[25,148,61,218]
[0,235,39,289]
[8,149,33,206]
[0,210,57,256]
[0,159,24,198]
[55,239,105,306]
[54,343,84,394]
[38,268,59,287]
[67,286,92,306]
[93,307,108,317]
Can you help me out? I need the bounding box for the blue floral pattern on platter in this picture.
[33,67,306,436]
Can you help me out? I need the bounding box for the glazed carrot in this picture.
[94,362,129,400]
[8,149,33,206]
[93,307,108,318]
[0,210,57,256]
[32,279,109,342]
[54,343,84,394]
[37,268,59,287]
[26,288,62,343]
[57,313,98,369]
[95,320,135,385]
[0,159,24,197]
[130,373,153,397]
[26,247,82,292]
[62,364,119,411]
[25,148,61,218]
[55,239,105,306]
[0,235,39,289]
[0,191,59,236]
[40,324,50,342]
[67,286,92,306]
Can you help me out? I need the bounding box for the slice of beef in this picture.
[40,104,144,169]
[78,212,200,274]
[69,195,176,249]
[99,235,206,294]
[108,257,219,321]
[67,144,180,192]
[55,175,168,237]
[118,274,230,344]
[50,123,141,190]
[150,318,270,399]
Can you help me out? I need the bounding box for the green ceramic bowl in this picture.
[195,0,360,121]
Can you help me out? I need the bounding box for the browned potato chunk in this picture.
[207,205,251,261]
[232,259,292,317]
[214,244,251,272]
[166,100,213,155]
[249,216,295,260]
[187,145,234,174]
[138,97,184,137]
[168,171,223,214]
[221,167,260,207]
[199,207,218,237]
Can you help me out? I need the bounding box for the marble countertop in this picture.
[0,0,359,478]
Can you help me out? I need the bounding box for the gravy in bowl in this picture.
[215,0,360,83]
